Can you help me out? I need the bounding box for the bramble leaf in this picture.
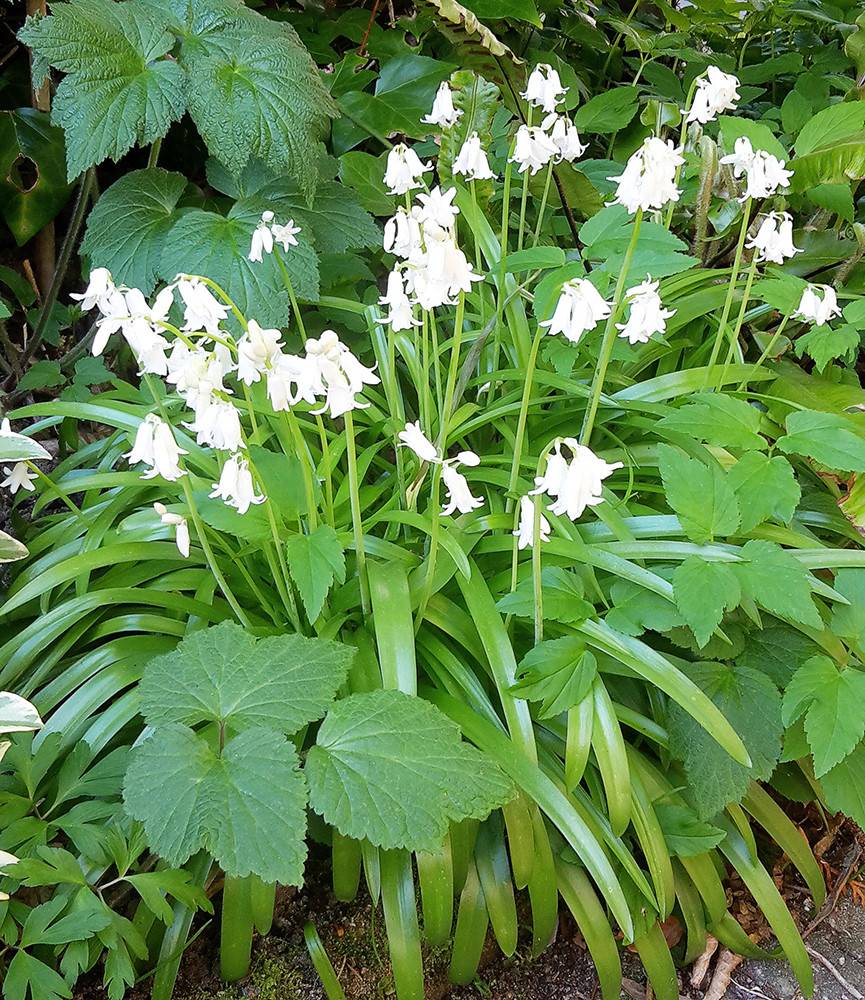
[510,639,597,718]
[733,540,822,630]
[657,444,740,544]
[776,409,865,472]
[139,621,353,735]
[306,690,514,851]
[286,525,346,624]
[736,622,822,687]
[658,393,764,451]
[496,567,594,624]
[727,451,800,532]
[820,742,865,828]
[123,725,308,883]
[782,656,865,777]
[795,323,860,372]
[668,661,782,819]
[606,579,684,637]
[673,557,741,648]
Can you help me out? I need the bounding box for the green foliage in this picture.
[657,445,739,544]
[18,0,335,193]
[673,557,740,648]
[668,661,783,819]
[510,639,597,717]
[306,690,514,851]
[286,526,346,623]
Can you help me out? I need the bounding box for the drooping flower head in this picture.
[249,211,275,263]
[521,64,567,114]
[175,276,230,337]
[747,211,801,264]
[398,421,439,463]
[379,270,420,332]
[415,186,460,231]
[154,502,190,558]
[423,82,462,128]
[383,207,423,259]
[793,284,841,327]
[453,133,496,180]
[210,452,265,514]
[616,277,676,345]
[542,113,587,162]
[236,319,284,385]
[719,137,793,201]
[514,494,551,550]
[511,125,559,175]
[125,414,187,482]
[531,438,622,522]
[609,136,684,214]
[384,143,432,196]
[70,267,116,312]
[305,330,380,419]
[1,463,37,495]
[687,66,740,125]
[441,454,484,516]
[541,278,612,345]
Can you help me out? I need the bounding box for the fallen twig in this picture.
[804,842,864,940]
[806,944,865,1000]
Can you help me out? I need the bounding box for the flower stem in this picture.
[275,253,307,342]
[580,209,644,447]
[532,163,554,246]
[737,312,791,392]
[532,495,544,645]
[506,324,544,512]
[26,463,85,522]
[344,410,369,616]
[702,198,752,389]
[717,250,760,389]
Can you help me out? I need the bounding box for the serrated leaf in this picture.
[123,869,213,924]
[658,393,764,451]
[139,620,352,735]
[820,742,865,828]
[573,89,639,133]
[795,323,860,372]
[306,690,514,852]
[734,540,822,630]
[19,0,186,179]
[673,557,741,648]
[668,661,782,819]
[727,451,800,532]
[158,206,319,329]
[12,846,86,887]
[606,578,683,637]
[655,804,725,857]
[17,360,64,392]
[510,639,597,718]
[496,567,594,624]
[657,444,740,544]
[124,724,308,883]
[80,168,186,294]
[830,568,865,645]
[777,409,865,472]
[782,656,865,777]
[286,525,346,623]
[736,622,822,687]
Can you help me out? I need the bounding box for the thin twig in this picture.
[358,0,382,57]
[806,945,865,1000]
[804,843,864,939]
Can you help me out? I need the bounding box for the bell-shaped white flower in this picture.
[210,452,265,514]
[521,64,567,114]
[154,502,190,558]
[306,330,380,418]
[720,138,793,201]
[384,207,423,259]
[167,342,232,413]
[71,267,116,312]
[541,278,612,345]
[531,438,622,521]
[423,81,462,128]
[272,219,301,251]
[379,270,419,332]
[747,211,801,264]
[186,398,243,452]
[793,284,841,327]
[610,136,684,214]
[125,324,171,376]
[398,420,439,463]
[415,186,460,231]
[441,459,484,516]
[0,419,11,435]
[456,450,480,467]
[543,113,587,162]
[384,143,432,196]
[616,277,676,345]
[249,211,275,263]
[266,352,322,412]
[91,290,129,356]
[125,414,187,482]
[514,494,551,549]
[174,276,230,337]
[236,319,284,385]
[687,66,741,125]
[453,132,496,180]
[1,463,37,495]
[408,237,484,310]
[511,125,559,175]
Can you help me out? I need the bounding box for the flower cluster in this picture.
[794,284,841,327]
[380,184,483,322]
[720,137,793,201]
[510,65,587,175]
[398,422,485,517]
[687,66,740,125]
[248,211,301,263]
[610,136,684,215]
[531,438,623,522]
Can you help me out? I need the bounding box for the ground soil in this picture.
[95,818,865,1000]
